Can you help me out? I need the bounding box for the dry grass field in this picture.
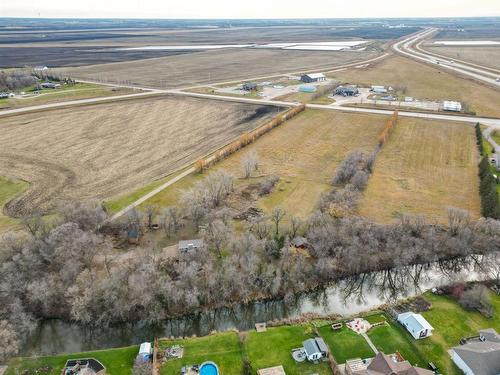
[329,55,500,118]
[0,95,279,217]
[424,45,500,71]
[359,117,480,223]
[141,109,387,218]
[60,49,380,89]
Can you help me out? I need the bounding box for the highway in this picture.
[393,28,500,88]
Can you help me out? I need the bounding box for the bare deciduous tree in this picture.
[241,151,259,179]
[270,207,286,236]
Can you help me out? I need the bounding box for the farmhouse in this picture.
[397,312,433,339]
[302,337,329,361]
[178,239,204,253]
[300,73,326,83]
[242,82,258,91]
[443,100,462,112]
[335,85,359,96]
[451,328,500,375]
[348,352,433,375]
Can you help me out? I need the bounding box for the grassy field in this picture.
[329,55,500,118]
[6,346,138,375]
[160,332,244,375]
[482,136,500,204]
[367,314,428,368]
[0,95,278,217]
[318,325,374,363]
[424,45,500,71]
[139,110,387,218]
[415,291,500,375]
[359,117,480,223]
[61,48,380,89]
[0,175,28,232]
[244,325,331,375]
[0,83,136,110]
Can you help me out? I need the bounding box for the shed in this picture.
[300,73,326,83]
[371,85,387,93]
[291,236,309,249]
[443,100,462,112]
[139,342,152,360]
[397,312,433,339]
[178,239,204,253]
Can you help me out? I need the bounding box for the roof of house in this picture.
[303,73,325,79]
[452,340,500,375]
[303,338,321,356]
[178,239,204,248]
[480,328,500,343]
[257,365,286,375]
[315,337,329,353]
[398,312,433,332]
[352,352,433,375]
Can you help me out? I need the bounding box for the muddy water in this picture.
[20,257,482,356]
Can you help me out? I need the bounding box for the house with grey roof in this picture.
[302,337,329,361]
[397,312,434,339]
[451,328,500,375]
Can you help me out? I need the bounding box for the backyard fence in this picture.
[195,104,306,172]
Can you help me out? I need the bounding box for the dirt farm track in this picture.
[0,95,279,217]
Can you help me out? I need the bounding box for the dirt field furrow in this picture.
[0,95,280,217]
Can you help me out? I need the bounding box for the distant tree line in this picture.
[475,123,499,219]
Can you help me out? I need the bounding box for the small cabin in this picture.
[178,239,204,253]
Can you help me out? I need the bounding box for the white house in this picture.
[450,329,500,375]
[397,312,434,340]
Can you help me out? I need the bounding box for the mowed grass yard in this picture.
[415,291,500,375]
[359,117,480,223]
[139,110,387,218]
[329,55,500,118]
[6,345,138,375]
[318,325,374,363]
[160,326,331,375]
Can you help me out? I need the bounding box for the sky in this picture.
[2,0,500,19]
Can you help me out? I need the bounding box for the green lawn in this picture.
[414,291,500,375]
[318,325,374,363]
[367,314,428,368]
[245,325,331,375]
[160,332,244,375]
[482,136,500,205]
[6,346,138,375]
[0,175,29,232]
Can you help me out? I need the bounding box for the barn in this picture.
[300,73,326,83]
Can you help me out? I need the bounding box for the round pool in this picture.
[199,361,219,375]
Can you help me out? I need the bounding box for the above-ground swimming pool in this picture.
[199,361,219,375]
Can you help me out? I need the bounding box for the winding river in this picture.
[20,257,486,356]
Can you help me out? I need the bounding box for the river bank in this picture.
[17,257,488,356]
[6,288,500,375]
